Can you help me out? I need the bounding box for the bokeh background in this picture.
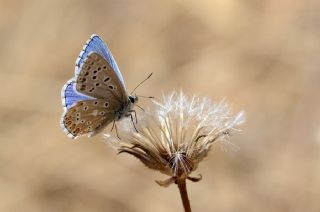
[1,0,320,211]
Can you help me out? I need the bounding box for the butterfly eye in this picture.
[129,96,135,103]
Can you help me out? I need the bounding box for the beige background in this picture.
[1,0,320,211]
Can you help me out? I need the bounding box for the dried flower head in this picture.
[105,91,244,186]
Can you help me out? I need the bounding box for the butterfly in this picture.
[60,34,142,139]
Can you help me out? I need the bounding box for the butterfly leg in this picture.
[111,120,121,139]
[129,110,138,124]
[111,120,115,131]
[126,113,138,132]
[136,104,145,112]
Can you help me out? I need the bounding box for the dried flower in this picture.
[105,91,244,211]
[106,91,244,182]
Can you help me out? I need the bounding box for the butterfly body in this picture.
[60,34,137,139]
[115,95,138,121]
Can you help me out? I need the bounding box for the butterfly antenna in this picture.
[131,73,153,94]
[137,95,154,99]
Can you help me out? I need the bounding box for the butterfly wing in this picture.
[75,52,128,103]
[61,78,94,110]
[60,78,95,137]
[61,34,129,139]
[75,34,126,89]
[61,99,120,138]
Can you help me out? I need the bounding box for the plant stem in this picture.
[176,178,191,212]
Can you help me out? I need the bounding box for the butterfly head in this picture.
[129,94,138,105]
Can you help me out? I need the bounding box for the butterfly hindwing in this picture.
[75,52,127,102]
[62,99,119,138]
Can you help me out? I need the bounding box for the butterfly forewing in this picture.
[63,99,119,138]
[76,52,127,103]
[75,35,126,88]
[61,79,93,110]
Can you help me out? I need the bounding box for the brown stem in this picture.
[176,178,191,212]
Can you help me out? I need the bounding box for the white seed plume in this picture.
[105,91,244,185]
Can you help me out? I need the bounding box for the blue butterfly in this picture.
[60,34,140,139]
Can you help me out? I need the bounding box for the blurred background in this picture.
[1,0,320,211]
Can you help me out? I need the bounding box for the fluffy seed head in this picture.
[105,91,244,185]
